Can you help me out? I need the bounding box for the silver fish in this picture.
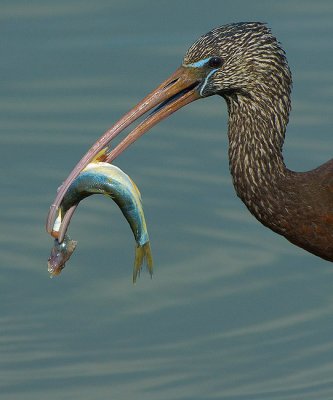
[48,162,153,282]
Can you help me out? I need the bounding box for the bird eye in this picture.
[208,56,223,69]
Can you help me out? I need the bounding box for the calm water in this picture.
[2,1,333,399]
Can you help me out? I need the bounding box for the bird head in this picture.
[183,22,291,100]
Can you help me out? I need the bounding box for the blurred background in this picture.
[1,1,333,399]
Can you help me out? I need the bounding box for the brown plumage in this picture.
[47,22,333,262]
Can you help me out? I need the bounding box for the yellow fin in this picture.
[91,148,108,163]
[133,242,153,283]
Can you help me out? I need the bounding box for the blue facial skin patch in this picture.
[199,68,219,96]
[182,57,211,69]
[183,57,220,97]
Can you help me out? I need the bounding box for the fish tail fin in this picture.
[133,242,153,283]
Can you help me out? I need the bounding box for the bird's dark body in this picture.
[234,155,333,262]
[185,23,333,261]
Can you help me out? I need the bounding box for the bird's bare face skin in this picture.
[182,56,224,97]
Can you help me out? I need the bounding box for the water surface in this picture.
[1,1,333,399]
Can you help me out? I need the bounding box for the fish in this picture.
[48,162,153,282]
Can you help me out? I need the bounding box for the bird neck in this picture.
[226,91,291,229]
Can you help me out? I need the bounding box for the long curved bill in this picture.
[46,66,203,234]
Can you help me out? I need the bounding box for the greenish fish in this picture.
[48,162,153,282]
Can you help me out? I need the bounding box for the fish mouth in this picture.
[46,65,203,234]
[48,237,78,276]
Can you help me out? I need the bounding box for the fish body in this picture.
[48,162,152,281]
[62,163,150,247]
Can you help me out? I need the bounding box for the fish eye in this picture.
[208,56,223,68]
